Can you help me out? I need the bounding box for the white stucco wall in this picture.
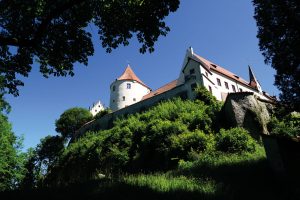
[109,80,151,111]
[181,54,268,101]
[89,101,104,116]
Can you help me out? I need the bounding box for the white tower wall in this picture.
[110,80,150,111]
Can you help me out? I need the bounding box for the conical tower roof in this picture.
[117,65,151,89]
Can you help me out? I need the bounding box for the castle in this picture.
[89,47,274,116]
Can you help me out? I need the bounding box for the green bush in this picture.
[215,128,256,153]
[268,112,300,138]
[94,108,112,120]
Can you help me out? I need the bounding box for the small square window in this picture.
[217,78,221,86]
[225,82,229,89]
[133,98,136,101]
[232,85,236,92]
[127,83,131,89]
[189,69,195,74]
[123,96,125,101]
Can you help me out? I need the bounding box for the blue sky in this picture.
[6,0,279,150]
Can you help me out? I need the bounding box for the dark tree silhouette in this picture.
[253,0,300,111]
[0,0,180,96]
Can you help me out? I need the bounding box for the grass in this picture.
[123,173,218,194]
[2,146,300,200]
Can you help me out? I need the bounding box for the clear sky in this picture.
[5,0,279,151]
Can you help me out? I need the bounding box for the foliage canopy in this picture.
[0,0,180,96]
[253,0,300,111]
[55,107,93,139]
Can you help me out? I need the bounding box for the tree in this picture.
[253,0,300,111]
[55,107,93,139]
[0,0,180,96]
[21,135,65,189]
[0,112,25,191]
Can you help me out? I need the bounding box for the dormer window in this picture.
[127,83,131,89]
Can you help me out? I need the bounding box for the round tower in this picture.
[109,65,151,111]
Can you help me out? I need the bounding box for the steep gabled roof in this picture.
[117,65,151,89]
[142,79,179,101]
[248,66,260,89]
[191,53,257,90]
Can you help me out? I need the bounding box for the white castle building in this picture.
[109,66,152,111]
[107,47,273,112]
[89,100,105,116]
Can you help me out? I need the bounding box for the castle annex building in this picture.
[104,47,273,113]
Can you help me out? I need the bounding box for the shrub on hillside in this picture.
[267,112,300,138]
[94,108,112,120]
[215,128,256,153]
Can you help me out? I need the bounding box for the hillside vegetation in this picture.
[2,87,299,199]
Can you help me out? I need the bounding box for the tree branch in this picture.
[34,0,87,43]
[0,35,32,47]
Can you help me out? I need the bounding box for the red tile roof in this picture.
[142,79,179,100]
[118,65,151,89]
[192,53,257,90]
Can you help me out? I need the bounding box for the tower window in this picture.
[112,85,115,91]
[133,98,136,101]
[190,69,195,74]
[232,85,236,92]
[225,82,229,89]
[217,78,221,86]
[123,96,125,101]
[127,83,131,89]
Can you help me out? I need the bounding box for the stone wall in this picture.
[73,83,189,140]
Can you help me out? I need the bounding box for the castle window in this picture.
[225,82,229,89]
[112,85,115,91]
[217,78,221,86]
[133,98,136,101]
[239,88,243,92]
[127,83,131,89]
[190,68,195,74]
[232,85,236,92]
[209,86,212,94]
[123,96,125,101]
[191,83,197,91]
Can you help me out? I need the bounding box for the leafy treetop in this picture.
[55,107,93,139]
[0,0,180,96]
[253,0,300,111]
